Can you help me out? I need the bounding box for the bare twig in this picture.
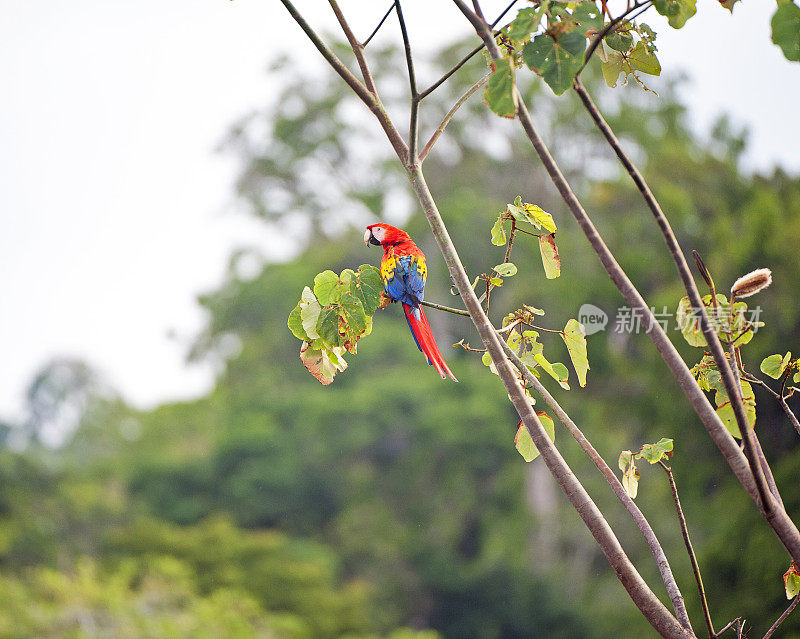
[660,461,714,638]
[762,595,799,639]
[419,299,470,317]
[500,336,692,631]
[419,0,517,100]
[362,1,396,47]
[395,1,419,161]
[714,618,741,637]
[329,0,378,94]
[419,72,489,161]
[280,0,408,160]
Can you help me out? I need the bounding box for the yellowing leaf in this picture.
[490,215,507,246]
[539,233,561,279]
[300,341,347,385]
[714,380,756,439]
[562,319,589,387]
[618,450,640,499]
[784,563,800,599]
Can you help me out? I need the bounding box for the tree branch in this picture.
[660,461,714,638]
[280,0,409,161]
[457,0,800,570]
[762,594,799,639]
[420,72,489,161]
[395,1,419,161]
[500,336,692,631]
[419,299,470,317]
[571,77,800,562]
[408,164,692,639]
[328,0,378,94]
[362,1,396,48]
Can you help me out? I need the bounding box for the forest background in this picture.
[2,2,800,638]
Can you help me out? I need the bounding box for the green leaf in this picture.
[570,1,603,35]
[538,233,561,279]
[605,25,634,52]
[489,277,504,286]
[522,32,586,95]
[288,303,310,341]
[534,353,570,390]
[514,411,555,462]
[313,270,340,306]
[715,380,756,439]
[618,450,640,499]
[300,293,322,340]
[628,41,661,76]
[316,306,342,349]
[785,564,800,599]
[772,1,800,62]
[653,0,696,29]
[601,46,626,87]
[339,291,367,333]
[636,438,674,464]
[494,262,518,277]
[761,352,792,379]
[506,4,548,40]
[676,296,706,347]
[484,60,518,117]
[562,319,589,387]
[490,215,507,246]
[352,265,383,316]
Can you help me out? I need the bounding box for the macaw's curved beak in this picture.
[364,228,381,247]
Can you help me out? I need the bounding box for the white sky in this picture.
[0,0,798,420]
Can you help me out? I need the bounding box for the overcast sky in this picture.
[1,0,798,421]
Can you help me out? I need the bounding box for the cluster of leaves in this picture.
[491,197,561,279]
[692,355,755,439]
[484,0,671,105]
[618,437,674,499]
[288,265,383,384]
[680,288,768,438]
[488,309,590,462]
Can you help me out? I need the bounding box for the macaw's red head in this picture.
[364,223,411,247]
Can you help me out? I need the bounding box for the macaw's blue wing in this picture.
[383,253,427,314]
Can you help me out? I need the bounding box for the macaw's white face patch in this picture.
[368,225,386,244]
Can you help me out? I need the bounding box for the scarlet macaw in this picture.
[364,223,458,381]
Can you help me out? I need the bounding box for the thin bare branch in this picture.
[279,0,409,162]
[660,462,714,638]
[762,595,799,639]
[419,299,470,317]
[419,72,489,161]
[500,336,693,630]
[395,1,419,160]
[329,0,378,93]
[363,1,396,47]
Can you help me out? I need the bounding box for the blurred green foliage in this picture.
[2,40,800,638]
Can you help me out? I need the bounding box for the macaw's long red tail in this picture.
[402,303,458,382]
